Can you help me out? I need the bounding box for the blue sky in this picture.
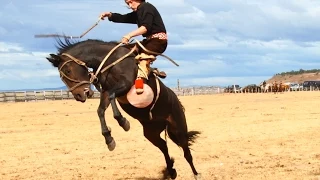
[1,0,320,90]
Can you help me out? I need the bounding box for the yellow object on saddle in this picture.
[137,63,149,80]
[135,53,156,80]
[135,53,156,60]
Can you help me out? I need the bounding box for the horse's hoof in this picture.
[107,138,116,151]
[169,168,177,179]
[194,173,202,180]
[121,118,130,132]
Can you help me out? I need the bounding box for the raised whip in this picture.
[34,18,101,39]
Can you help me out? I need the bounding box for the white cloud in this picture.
[163,59,228,76]
[169,39,228,50]
[0,42,23,52]
[175,7,207,27]
[0,69,58,79]
[0,51,50,66]
[0,42,56,87]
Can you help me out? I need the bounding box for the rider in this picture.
[100,0,167,94]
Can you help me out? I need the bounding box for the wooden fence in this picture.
[0,90,101,103]
[0,87,223,103]
[1,85,319,103]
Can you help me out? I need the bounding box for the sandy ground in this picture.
[0,92,320,180]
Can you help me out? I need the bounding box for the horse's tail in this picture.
[165,89,200,148]
[187,131,201,147]
[165,126,200,148]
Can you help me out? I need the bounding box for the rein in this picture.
[133,39,179,67]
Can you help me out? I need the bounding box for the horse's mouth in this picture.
[84,87,94,98]
[73,87,91,103]
[75,93,87,103]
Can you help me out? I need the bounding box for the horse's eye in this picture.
[65,69,71,74]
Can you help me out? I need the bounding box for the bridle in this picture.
[57,44,136,93]
[58,53,92,92]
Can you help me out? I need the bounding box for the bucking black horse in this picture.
[46,38,201,179]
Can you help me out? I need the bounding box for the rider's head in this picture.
[125,0,145,11]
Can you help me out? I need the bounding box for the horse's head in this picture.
[46,53,93,102]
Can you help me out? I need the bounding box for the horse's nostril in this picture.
[76,94,82,99]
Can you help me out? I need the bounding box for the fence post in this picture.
[13,92,16,102]
[0,92,5,103]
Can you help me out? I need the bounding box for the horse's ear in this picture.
[46,54,61,67]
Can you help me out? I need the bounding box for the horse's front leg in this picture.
[108,92,130,131]
[97,91,116,151]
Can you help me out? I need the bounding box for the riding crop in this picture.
[34,18,101,39]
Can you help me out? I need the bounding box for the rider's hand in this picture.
[121,35,131,44]
[100,12,112,20]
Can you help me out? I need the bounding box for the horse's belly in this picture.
[118,102,150,120]
[118,100,170,121]
[116,96,129,104]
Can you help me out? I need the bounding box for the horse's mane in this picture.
[55,37,119,54]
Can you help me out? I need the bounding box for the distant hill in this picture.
[266,69,320,84]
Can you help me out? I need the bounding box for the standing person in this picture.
[100,0,168,94]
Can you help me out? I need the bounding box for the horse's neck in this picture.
[72,44,118,70]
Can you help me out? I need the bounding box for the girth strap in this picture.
[149,75,161,120]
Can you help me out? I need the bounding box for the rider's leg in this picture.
[134,54,154,94]
[139,39,168,79]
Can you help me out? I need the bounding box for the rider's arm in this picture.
[125,26,147,39]
[108,12,137,24]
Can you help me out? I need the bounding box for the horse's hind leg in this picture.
[167,109,200,179]
[182,133,200,179]
[142,121,177,179]
[167,124,200,179]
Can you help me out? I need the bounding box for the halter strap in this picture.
[58,54,91,92]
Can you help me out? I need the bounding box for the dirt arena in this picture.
[1,92,319,180]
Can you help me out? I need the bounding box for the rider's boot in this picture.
[150,67,167,79]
